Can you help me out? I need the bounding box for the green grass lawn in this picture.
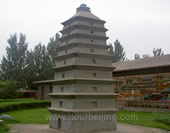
[3,108,49,124]
[116,110,170,131]
[1,108,170,131]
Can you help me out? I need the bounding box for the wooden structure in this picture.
[113,55,170,101]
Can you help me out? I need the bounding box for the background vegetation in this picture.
[0,32,164,97]
[0,81,19,99]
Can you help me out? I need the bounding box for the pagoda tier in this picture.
[60,25,108,34]
[49,4,117,133]
[56,43,110,51]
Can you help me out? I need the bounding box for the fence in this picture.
[115,100,170,112]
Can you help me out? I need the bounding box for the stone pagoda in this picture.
[49,4,117,133]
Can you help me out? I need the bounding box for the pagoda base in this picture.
[49,111,117,133]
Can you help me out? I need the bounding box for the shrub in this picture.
[0,99,51,113]
[0,80,21,99]
[0,98,35,103]
[0,122,9,133]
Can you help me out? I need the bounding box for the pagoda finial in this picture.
[76,4,91,13]
[80,4,87,7]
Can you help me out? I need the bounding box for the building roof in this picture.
[112,54,170,72]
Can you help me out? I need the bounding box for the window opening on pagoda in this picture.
[58,118,61,129]
[92,73,97,77]
[92,101,97,108]
[93,87,97,92]
[50,86,53,93]
[92,59,96,64]
[90,49,94,53]
[64,60,66,65]
[61,87,64,92]
[90,22,93,25]
[59,101,63,107]
[62,73,65,78]
[65,50,68,54]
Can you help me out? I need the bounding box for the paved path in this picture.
[10,123,169,133]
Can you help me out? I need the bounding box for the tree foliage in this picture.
[47,33,60,65]
[134,53,140,60]
[0,80,20,99]
[0,32,60,90]
[109,40,126,63]
[153,48,164,56]
[25,43,54,89]
[0,33,28,85]
[134,47,164,60]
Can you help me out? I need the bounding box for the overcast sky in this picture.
[0,0,170,60]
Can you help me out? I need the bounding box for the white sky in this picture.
[0,0,170,60]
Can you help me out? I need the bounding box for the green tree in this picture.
[153,48,164,56]
[47,33,60,65]
[25,43,53,89]
[109,40,126,63]
[0,80,19,99]
[134,47,164,60]
[25,33,60,89]
[134,53,140,60]
[0,33,28,88]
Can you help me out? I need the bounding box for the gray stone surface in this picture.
[48,4,117,133]
[0,115,15,120]
[10,123,169,133]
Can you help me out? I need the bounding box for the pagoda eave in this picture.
[48,108,118,113]
[59,33,109,42]
[55,78,115,84]
[33,78,117,85]
[61,16,106,26]
[54,52,112,60]
[53,65,115,72]
[56,43,109,51]
[33,80,54,84]
[60,25,108,34]
[49,93,118,98]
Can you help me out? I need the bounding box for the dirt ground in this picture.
[10,123,169,133]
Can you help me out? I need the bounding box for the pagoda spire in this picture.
[76,4,91,13]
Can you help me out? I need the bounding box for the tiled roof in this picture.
[112,54,170,72]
